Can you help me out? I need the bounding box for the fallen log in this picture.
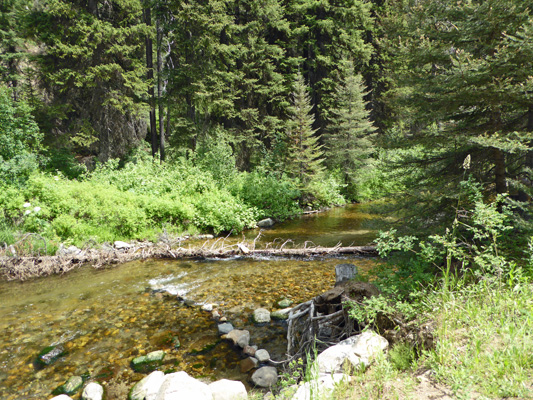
[0,243,377,281]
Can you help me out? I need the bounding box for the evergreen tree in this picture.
[285,72,324,184]
[27,0,150,161]
[0,0,26,99]
[386,0,533,226]
[326,61,375,199]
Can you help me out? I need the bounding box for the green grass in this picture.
[426,276,533,398]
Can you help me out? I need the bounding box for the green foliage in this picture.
[325,62,376,201]
[388,343,415,372]
[303,173,346,208]
[0,84,42,184]
[195,131,237,186]
[284,72,325,185]
[229,170,301,220]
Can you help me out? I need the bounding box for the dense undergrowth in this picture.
[0,149,352,253]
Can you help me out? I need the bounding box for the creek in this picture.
[0,204,380,399]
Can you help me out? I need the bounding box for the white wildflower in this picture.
[34,206,41,212]
[24,210,31,215]
[23,202,31,208]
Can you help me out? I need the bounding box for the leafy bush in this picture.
[228,170,301,220]
[0,84,43,185]
[304,173,347,208]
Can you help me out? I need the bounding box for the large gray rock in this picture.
[291,373,347,400]
[251,366,278,388]
[255,349,270,363]
[240,357,258,373]
[57,245,82,256]
[257,218,274,228]
[129,371,165,400]
[155,371,212,400]
[253,308,271,324]
[316,331,388,374]
[226,329,250,348]
[209,379,248,400]
[82,382,104,400]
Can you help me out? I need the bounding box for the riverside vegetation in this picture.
[2,0,533,399]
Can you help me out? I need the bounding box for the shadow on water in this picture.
[0,204,382,399]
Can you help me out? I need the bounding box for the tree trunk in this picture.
[144,6,157,158]
[157,18,165,163]
[492,147,507,194]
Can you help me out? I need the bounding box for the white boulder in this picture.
[209,379,248,400]
[316,330,388,374]
[155,371,212,400]
[129,371,165,400]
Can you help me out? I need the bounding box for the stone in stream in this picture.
[34,344,67,369]
[253,308,271,324]
[225,329,250,348]
[209,379,248,400]
[82,382,104,400]
[251,366,278,388]
[129,371,165,400]
[52,376,83,396]
[255,349,270,363]
[334,263,357,286]
[131,350,166,373]
[50,396,73,400]
[257,218,274,228]
[277,298,293,308]
[243,345,258,357]
[218,322,234,335]
[270,310,289,321]
[240,357,259,373]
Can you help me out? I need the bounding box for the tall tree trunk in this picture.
[144,6,157,158]
[492,147,507,194]
[157,18,165,163]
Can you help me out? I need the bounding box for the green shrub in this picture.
[229,170,301,220]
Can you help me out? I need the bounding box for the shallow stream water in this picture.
[0,204,380,399]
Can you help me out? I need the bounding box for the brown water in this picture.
[0,204,379,399]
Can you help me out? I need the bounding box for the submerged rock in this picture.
[35,345,67,369]
[270,310,289,321]
[53,376,83,396]
[131,350,166,373]
[240,357,259,373]
[82,382,104,400]
[278,298,293,309]
[129,371,165,400]
[251,366,278,388]
[209,379,248,400]
[253,308,271,324]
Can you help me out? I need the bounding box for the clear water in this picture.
[0,204,379,399]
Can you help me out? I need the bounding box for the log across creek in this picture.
[0,243,378,281]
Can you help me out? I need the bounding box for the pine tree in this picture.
[326,61,375,199]
[285,72,324,184]
[27,0,150,160]
[386,0,533,226]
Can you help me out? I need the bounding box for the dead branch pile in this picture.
[286,281,381,360]
[0,237,377,281]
